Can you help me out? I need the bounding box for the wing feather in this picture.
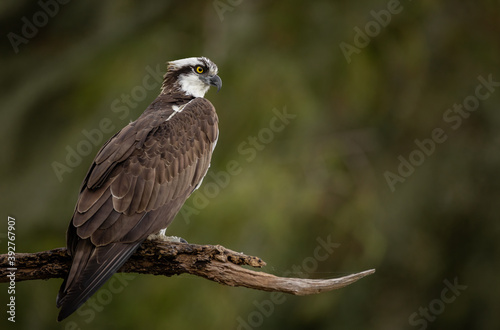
[110,171,131,199]
[97,207,121,230]
[73,190,110,225]
[138,168,155,212]
[75,194,114,238]
[76,181,112,213]
[113,175,138,213]
[127,176,145,214]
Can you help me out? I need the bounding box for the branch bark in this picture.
[0,239,375,295]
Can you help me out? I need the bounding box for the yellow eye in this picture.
[195,66,204,74]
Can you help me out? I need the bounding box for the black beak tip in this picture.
[209,75,222,92]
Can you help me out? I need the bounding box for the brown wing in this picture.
[57,97,218,320]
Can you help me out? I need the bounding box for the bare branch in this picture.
[0,239,375,295]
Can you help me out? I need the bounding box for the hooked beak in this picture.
[208,74,222,92]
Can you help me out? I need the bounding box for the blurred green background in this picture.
[1,1,499,329]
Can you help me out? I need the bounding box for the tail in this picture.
[56,239,142,321]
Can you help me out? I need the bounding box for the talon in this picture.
[163,236,188,243]
[147,234,187,243]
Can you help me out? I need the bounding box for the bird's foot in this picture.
[163,235,188,243]
[147,232,188,243]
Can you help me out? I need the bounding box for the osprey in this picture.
[56,57,222,321]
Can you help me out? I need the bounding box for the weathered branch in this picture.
[0,240,375,295]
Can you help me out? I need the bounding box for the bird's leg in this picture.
[147,228,188,243]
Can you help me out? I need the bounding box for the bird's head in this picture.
[161,57,222,98]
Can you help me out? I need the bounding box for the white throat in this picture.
[178,74,209,98]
